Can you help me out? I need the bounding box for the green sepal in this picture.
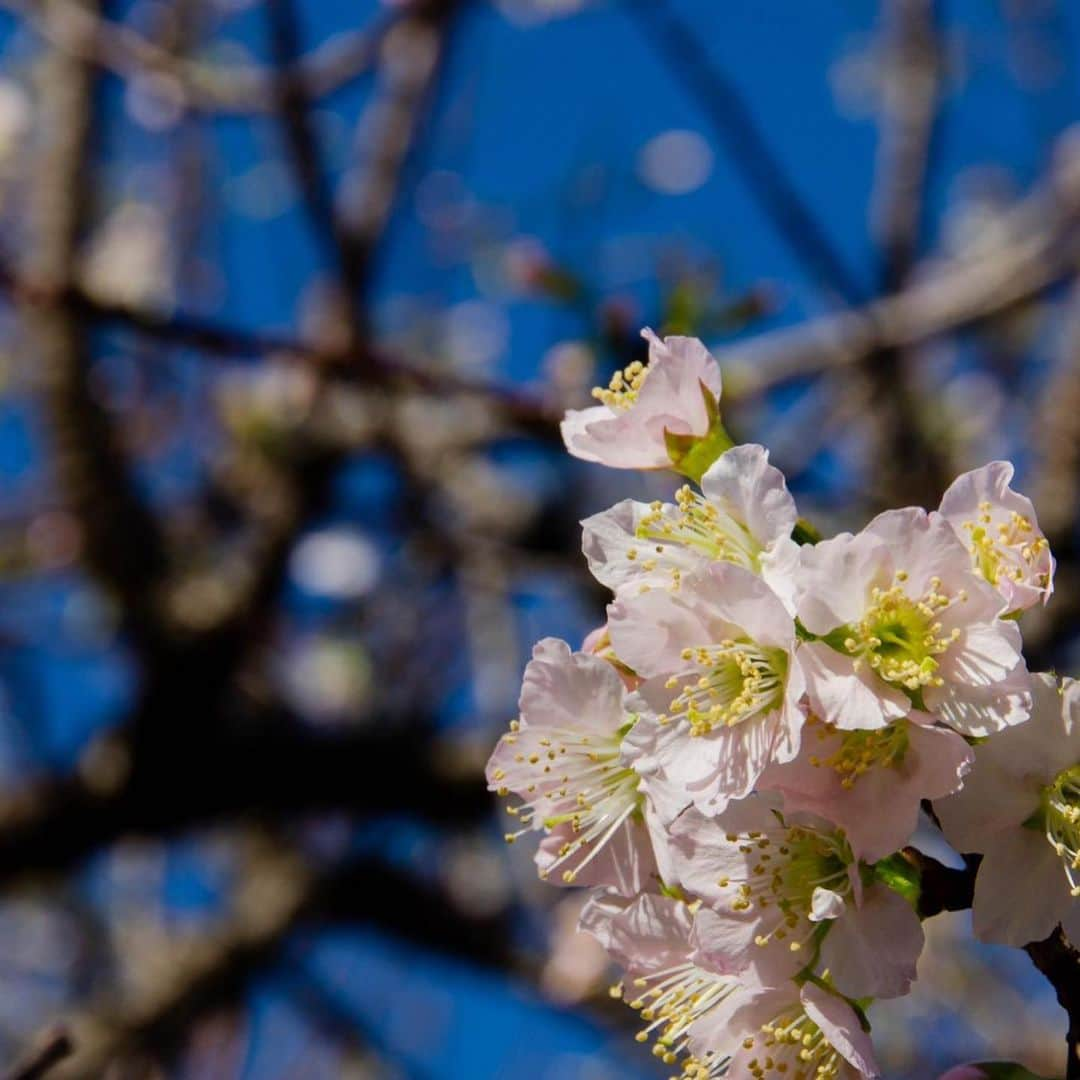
[664,382,734,483]
[792,518,821,546]
[794,619,817,642]
[870,852,922,909]
[820,625,855,651]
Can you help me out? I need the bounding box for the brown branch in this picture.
[21,0,171,651]
[0,0,409,115]
[2,1029,74,1080]
[47,852,513,1078]
[1026,929,1080,1080]
[0,256,557,435]
[908,849,977,919]
[267,0,368,332]
[724,162,1080,402]
[861,0,949,507]
[872,0,942,293]
[913,849,1080,1078]
[0,720,490,888]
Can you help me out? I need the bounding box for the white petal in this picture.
[820,884,923,999]
[972,829,1073,947]
[700,443,797,549]
[801,982,882,1078]
[798,641,909,730]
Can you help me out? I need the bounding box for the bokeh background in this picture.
[0,0,1077,1076]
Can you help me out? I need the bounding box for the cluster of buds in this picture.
[488,329,1068,1077]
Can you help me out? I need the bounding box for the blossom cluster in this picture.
[487,329,1070,1078]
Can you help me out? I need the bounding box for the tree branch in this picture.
[21,0,171,652]
[1026,929,1080,1080]
[2,1029,74,1080]
[0,0,408,115]
[46,852,513,1078]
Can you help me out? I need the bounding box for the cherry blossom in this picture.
[608,563,807,817]
[717,980,881,1080]
[937,461,1053,613]
[577,890,792,1078]
[759,711,973,861]
[795,507,1031,735]
[561,328,725,470]
[935,673,1080,946]
[581,443,800,608]
[664,799,924,999]
[485,638,667,893]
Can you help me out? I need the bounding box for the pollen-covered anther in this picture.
[962,502,1050,587]
[1044,764,1080,896]
[592,359,650,409]
[496,720,642,881]
[661,640,787,736]
[715,822,852,959]
[619,961,737,1080]
[844,571,962,690]
[754,1006,845,1078]
[808,717,911,789]
[632,485,761,583]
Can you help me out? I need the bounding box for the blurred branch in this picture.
[625,0,867,304]
[192,0,462,645]
[872,0,942,292]
[2,1029,74,1080]
[725,158,1080,400]
[50,852,513,1078]
[0,254,558,435]
[0,722,489,887]
[267,0,369,331]
[862,0,948,506]
[0,0,407,114]
[21,0,171,652]
[1033,279,1080,540]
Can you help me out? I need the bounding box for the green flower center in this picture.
[962,500,1048,588]
[839,573,961,692]
[663,640,787,736]
[808,718,911,789]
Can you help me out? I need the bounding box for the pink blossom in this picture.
[795,507,1031,736]
[759,711,973,861]
[937,461,1054,612]
[664,798,924,999]
[608,563,807,817]
[577,890,792,1076]
[580,623,640,689]
[485,638,668,893]
[561,328,723,469]
[718,981,882,1080]
[581,443,800,609]
[936,673,1080,946]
